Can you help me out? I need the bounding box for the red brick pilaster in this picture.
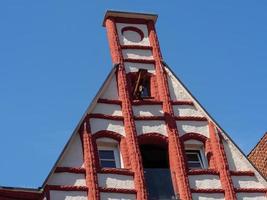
[80,122,100,200]
[105,17,148,200]
[209,121,237,200]
[148,21,192,200]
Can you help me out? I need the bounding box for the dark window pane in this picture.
[140,80,150,98]
[100,160,116,168]
[144,168,176,200]
[188,162,202,169]
[186,153,199,161]
[99,150,115,160]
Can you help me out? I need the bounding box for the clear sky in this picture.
[0,1,266,188]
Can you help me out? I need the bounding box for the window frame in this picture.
[185,149,205,169]
[184,140,208,170]
[132,69,152,99]
[96,137,122,168]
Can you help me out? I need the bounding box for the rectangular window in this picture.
[99,150,117,168]
[185,150,204,169]
[133,69,151,99]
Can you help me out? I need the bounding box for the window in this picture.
[140,144,176,200]
[185,150,204,169]
[96,138,121,168]
[133,69,151,99]
[99,150,117,168]
[184,139,208,170]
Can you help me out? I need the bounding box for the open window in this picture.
[184,140,208,170]
[96,138,122,168]
[132,69,151,99]
[140,144,176,199]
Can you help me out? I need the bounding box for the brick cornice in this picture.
[171,100,194,106]
[230,170,255,176]
[88,113,124,121]
[99,187,136,194]
[174,116,207,121]
[188,169,220,175]
[55,167,86,174]
[97,99,122,105]
[46,185,88,191]
[124,58,155,64]
[98,168,134,176]
[121,45,152,50]
[132,99,163,105]
[234,188,267,193]
[191,188,225,193]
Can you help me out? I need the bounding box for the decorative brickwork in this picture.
[105,17,148,200]
[209,122,237,200]
[80,122,100,200]
[148,20,192,200]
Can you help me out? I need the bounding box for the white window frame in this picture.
[184,140,208,169]
[96,137,122,168]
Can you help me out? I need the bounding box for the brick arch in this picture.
[92,130,130,169]
[180,132,208,143]
[92,130,124,142]
[138,132,168,147]
[180,132,215,169]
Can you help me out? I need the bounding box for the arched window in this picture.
[96,137,122,168]
[139,134,176,199]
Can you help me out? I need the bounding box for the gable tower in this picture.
[1,10,267,200]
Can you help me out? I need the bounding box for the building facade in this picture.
[0,10,267,200]
[248,132,267,180]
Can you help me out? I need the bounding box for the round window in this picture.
[121,26,144,43]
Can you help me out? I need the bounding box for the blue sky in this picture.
[0,1,266,188]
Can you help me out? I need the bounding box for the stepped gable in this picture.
[1,10,267,200]
[248,132,267,179]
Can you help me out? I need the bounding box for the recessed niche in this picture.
[121,26,144,43]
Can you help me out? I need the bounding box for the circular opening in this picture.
[121,26,144,43]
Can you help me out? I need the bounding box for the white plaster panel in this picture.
[237,193,267,200]
[135,120,167,136]
[124,62,155,74]
[90,119,125,136]
[48,173,86,186]
[223,140,251,171]
[50,191,87,200]
[232,176,265,189]
[192,193,225,200]
[98,174,134,189]
[58,134,84,167]
[92,103,122,116]
[100,76,119,100]
[189,175,222,189]
[173,105,203,117]
[222,138,267,187]
[167,75,191,101]
[100,192,136,200]
[133,105,163,116]
[122,49,153,60]
[116,23,150,46]
[176,121,209,137]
